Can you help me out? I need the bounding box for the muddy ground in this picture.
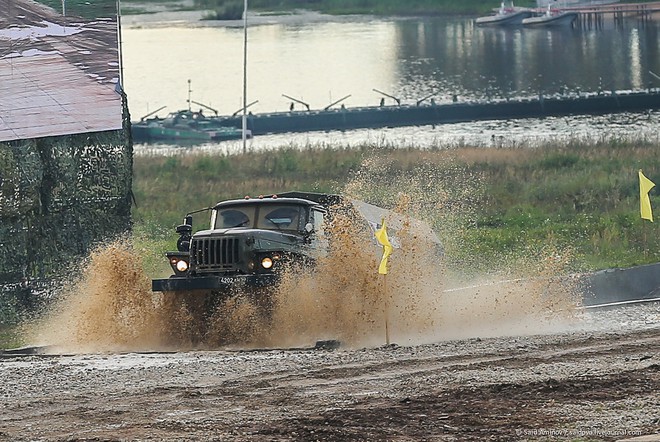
[1,303,658,442]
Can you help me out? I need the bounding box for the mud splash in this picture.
[263,200,580,349]
[27,154,581,353]
[259,154,581,348]
[27,242,166,353]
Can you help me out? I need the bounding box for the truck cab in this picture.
[152,194,328,293]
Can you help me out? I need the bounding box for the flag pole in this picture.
[639,169,656,256]
[384,274,390,346]
[375,218,394,346]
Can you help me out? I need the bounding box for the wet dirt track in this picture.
[1,304,658,441]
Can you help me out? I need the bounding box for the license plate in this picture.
[220,276,243,285]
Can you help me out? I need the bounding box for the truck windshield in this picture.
[257,204,305,231]
[215,207,255,228]
[214,204,306,231]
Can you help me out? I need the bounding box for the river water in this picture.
[121,11,660,154]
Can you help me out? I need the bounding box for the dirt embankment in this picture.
[2,166,657,440]
[1,303,658,441]
[1,206,656,441]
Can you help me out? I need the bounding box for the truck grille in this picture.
[191,237,240,272]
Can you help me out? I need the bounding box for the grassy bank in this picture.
[1,140,657,349]
[133,139,660,275]
[0,327,22,349]
[121,0,660,17]
[245,0,512,16]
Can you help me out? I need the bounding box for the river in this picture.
[121,10,660,154]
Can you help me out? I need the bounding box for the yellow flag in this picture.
[639,170,655,222]
[374,219,393,275]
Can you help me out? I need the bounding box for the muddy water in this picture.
[28,156,581,353]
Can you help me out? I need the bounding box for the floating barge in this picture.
[131,89,660,142]
[212,89,660,136]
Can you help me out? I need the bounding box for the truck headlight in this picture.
[170,257,189,273]
[176,260,189,272]
[167,253,190,276]
[261,257,273,269]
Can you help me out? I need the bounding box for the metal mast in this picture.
[242,0,248,154]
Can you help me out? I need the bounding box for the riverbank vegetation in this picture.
[133,139,659,276]
[120,0,534,17]
[235,0,513,16]
[1,140,657,347]
[121,0,660,18]
[0,327,21,349]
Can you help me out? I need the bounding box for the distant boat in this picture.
[522,5,578,27]
[131,80,252,144]
[475,1,533,26]
[131,109,251,144]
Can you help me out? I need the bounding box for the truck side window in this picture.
[309,208,328,257]
[312,209,325,234]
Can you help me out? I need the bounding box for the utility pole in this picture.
[242,0,248,154]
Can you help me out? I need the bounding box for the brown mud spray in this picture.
[28,154,581,353]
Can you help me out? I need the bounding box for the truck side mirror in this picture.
[175,223,192,235]
[304,223,314,233]
[176,216,193,252]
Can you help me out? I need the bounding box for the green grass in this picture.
[133,139,660,278]
[247,0,502,15]
[0,326,24,350]
[120,0,202,15]
[3,138,656,347]
[196,0,245,19]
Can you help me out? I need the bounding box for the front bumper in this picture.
[152,273,279,292]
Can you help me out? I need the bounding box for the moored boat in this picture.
[522,6,578,27]
[475,1,533,26]
[131,109,251,144]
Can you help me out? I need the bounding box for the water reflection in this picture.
[122,14,659,151]
[123,15,659,118]
[629,28,642,88]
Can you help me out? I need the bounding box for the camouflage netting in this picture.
[0,96,133,323]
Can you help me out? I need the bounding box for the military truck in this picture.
[152,192,339,296]
[152,191,443,316]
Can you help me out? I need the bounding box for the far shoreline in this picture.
[120,2,659,29]
[121,8,415,29]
